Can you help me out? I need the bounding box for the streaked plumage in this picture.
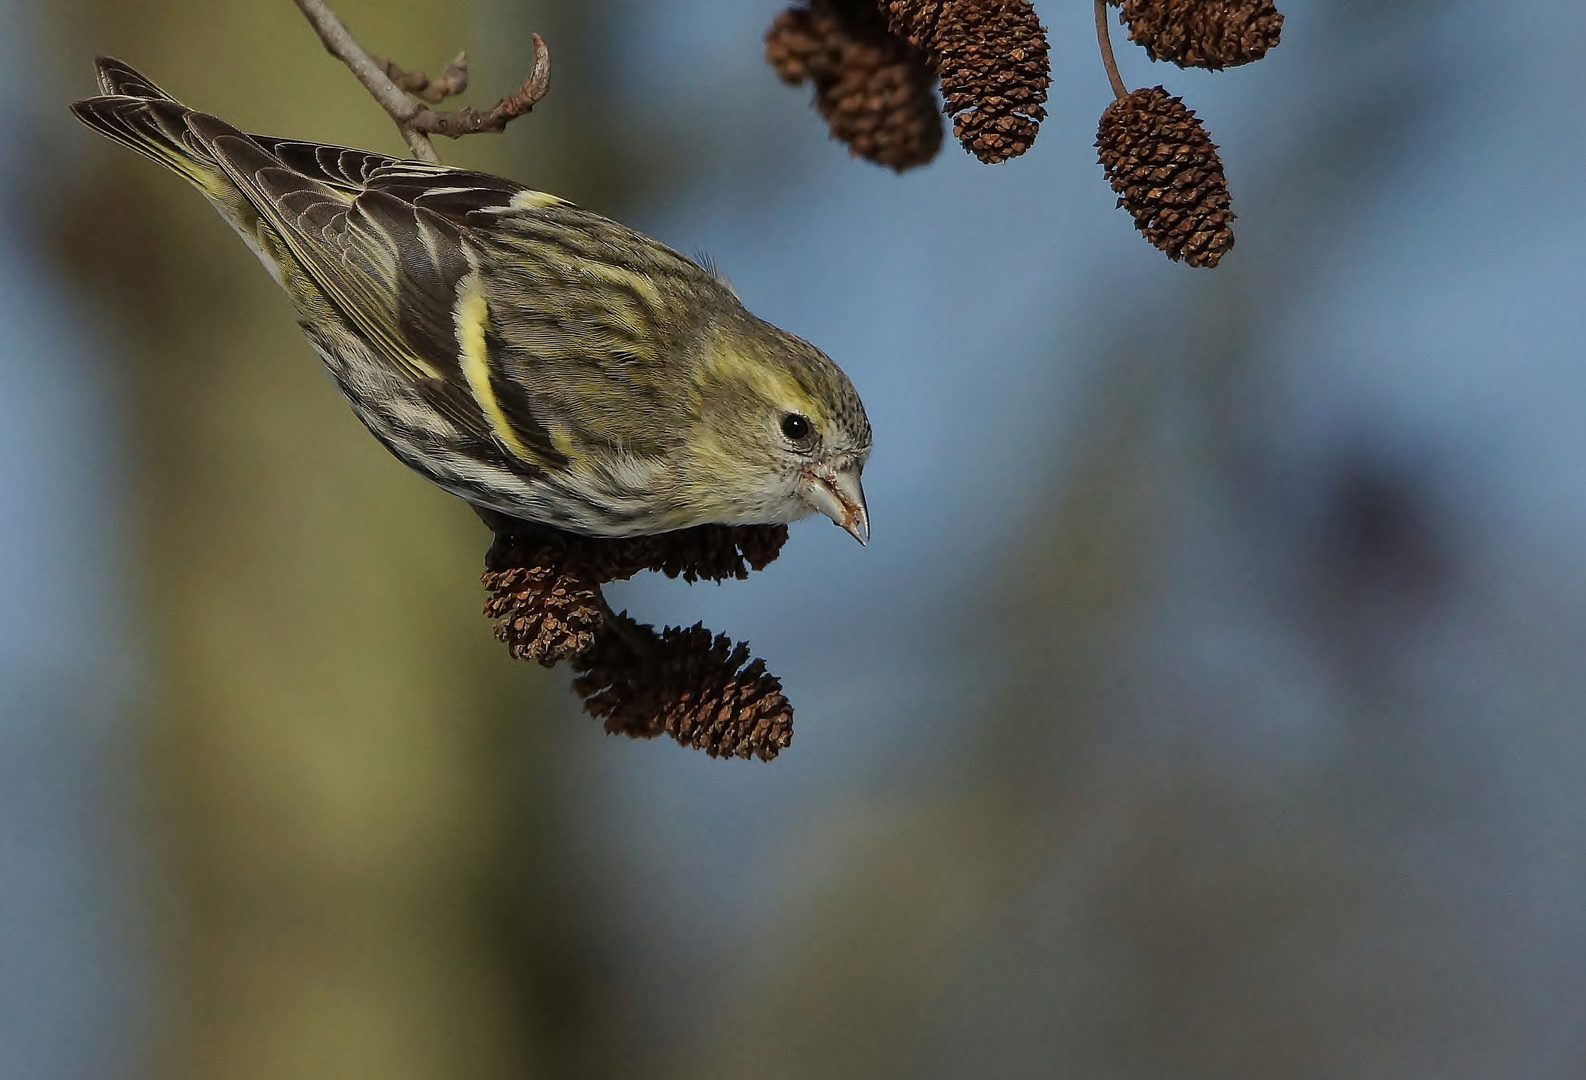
[71,57,872,542]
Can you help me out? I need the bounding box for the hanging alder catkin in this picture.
[572,618,794,762]
[1114,0,1284,70]
[884,0,1051,163]
[1096,85,1235,268]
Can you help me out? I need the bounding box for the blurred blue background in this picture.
[7,0,1586,1075]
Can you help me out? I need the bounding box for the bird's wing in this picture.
[460,199,729,459]
[183,115,571,467]
[243,136,402,193]
[251,138,540,220]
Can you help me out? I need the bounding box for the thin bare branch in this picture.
[291,0,550,162]
[290,0,439,161]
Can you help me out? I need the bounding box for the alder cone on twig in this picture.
[482,560,602,666]
[765,1,943,171]
[1097,86,1235,268]
[884,0,1051,163]
[1117,0,1284,70]
[479,516,796,759]
[573,617,795,762]
[483,519,787,589]
[558,524,788,585]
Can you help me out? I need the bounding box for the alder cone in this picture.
[1097,86,1235,268]
[885,0,1051,163]
[765,1,943,171]
[483,518,787,588]
[563,524,788,585]
[1117,0,1284,70]
[766,5,843,85]
[482,560,602,666]
[573,618,795,762]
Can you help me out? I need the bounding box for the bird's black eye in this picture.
[781,413,812,443]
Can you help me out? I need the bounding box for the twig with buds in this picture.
[291,0,550,164]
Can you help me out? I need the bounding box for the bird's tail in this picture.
[69,56,304,288]
[69,57,236,202]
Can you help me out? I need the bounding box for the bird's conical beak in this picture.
[801,463,869,545]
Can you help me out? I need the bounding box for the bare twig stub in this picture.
[410,39,550,138]
[375,51,469,103]
[291,0,437,159]
[291,0,550,162]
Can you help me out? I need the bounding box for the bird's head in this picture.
[682,314,872,544]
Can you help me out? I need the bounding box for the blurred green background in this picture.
[6,0,1586,1077]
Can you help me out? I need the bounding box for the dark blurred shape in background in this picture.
[6,1,1586,1078]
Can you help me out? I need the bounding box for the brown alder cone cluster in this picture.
[764,0,1284,269]
[765,0,944,170]
[765,0,1049,167]
[1093,0,1282,267]
[479,513,795,761]
[883,0,1051,164]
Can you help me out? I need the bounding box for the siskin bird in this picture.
[71,57,872,543]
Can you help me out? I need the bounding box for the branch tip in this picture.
[413,33,551,138]
[290,0,550,161]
